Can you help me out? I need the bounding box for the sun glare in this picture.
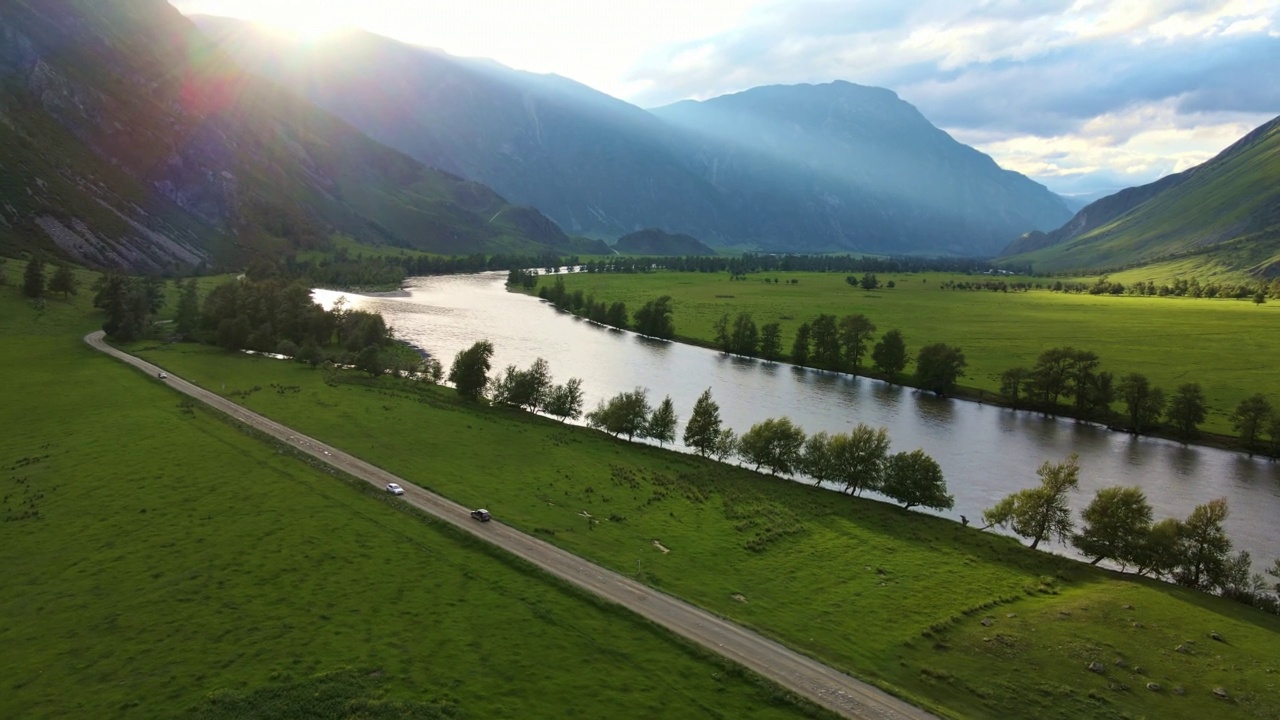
[251,2,352,40]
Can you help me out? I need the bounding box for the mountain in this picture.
[613,229,717,256]
[195,19,1073,257]
[0,0,580,273]
[1002,116,1280,276]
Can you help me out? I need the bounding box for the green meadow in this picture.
[0,280,823,719]
[130,335,1280,720]
[542,270,1280,436]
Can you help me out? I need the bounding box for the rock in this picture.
[1132,622,1144,628]
[1059,610,1072,617]
[1134,666,1145,675]
[1146,682,1162,692]
[1173,686,1185,696]
[981,618,993,627]
[1213,687,1229,699]
[1122,604,1134,610]
[1087,661,1105,674]
[1006,613,1017,618]
[1175,644,1189,654]
[1114,658,1128,668]
[1210,631,1224,642]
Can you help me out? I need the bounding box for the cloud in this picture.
[626,0,1280,193]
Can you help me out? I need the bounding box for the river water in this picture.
[315,272,1280,569]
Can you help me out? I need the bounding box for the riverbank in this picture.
[521,270,1279,446]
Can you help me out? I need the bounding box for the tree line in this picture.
[1000,346,1280,455]
[983,454,1280,614]
[572,253,1029,276]
[527,274,677,339]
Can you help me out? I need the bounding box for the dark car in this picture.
[470,509,491,522]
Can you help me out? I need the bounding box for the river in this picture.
[314,272,1280,569]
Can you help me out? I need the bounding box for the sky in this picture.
[170,0,1280,197]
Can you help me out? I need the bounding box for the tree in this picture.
[730,312,759,357]
[356,345,384,377]
[47,263,78,298]
[297,340,324,369]
[982,454,1080,550]
[871,329,907,377]
[1232,394,1273,452]
[881,450,953,510]
[633,296,675,339]
[829,424,890,495]
[1268,411,1280,458]
[810,314,841,370]
[713,428,738,461]
[1071,486,1152,566]
[174,278,201,339]
[22,257,46,299]
[684,388,725,457]
[760,323,782,362]
[790,322,811,366]
[1000,367,1031,409]
[492,358,553,411]
[713,313,732,353]
[801,431,835,487]
[646,396,679,446]
[1165,383,1207,442]
[448,340,495,400]
[737,417,806,475]
[586,387,651,440]
[1066,349,1100,415]
[605,301,628,329]
[1132,518,1184,578]
[838,314,876,374]
[1028,347,1074,406]
[1174,498,1232,590]
[545,378,585,422]
[915,343,966,396]
[1267,557,1280,594]
[859,272,880,291]
[1116,373,1165,433]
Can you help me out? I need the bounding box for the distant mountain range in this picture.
[0,0,589,272]
[195,18,1074,257]
[1003,116,1280,277]
[613,229,717,256]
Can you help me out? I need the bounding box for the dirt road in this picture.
[86,331,937,720]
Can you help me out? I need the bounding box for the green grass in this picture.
[540,270,1280,436]
[129,336,1280,720]
[0,284,825,720]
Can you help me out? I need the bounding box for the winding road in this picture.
[86,330,937,720]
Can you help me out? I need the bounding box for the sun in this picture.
[249,1,353,40]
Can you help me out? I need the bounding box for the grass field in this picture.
[539,270,1279,436]
[0,284,826,719]
[129,336,1280,720]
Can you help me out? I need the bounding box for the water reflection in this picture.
[314,274,1280,569]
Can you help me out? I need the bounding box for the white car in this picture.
[386,483,405,495]
[157,371,168,379]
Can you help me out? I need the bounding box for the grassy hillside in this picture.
[0,0,575,271]
[1006,117,1280,275]
[0,280,823,719]
[130,333,1280,720]
[537,270,1279,437]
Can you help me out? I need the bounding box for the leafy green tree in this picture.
[1174,498,1232,590]
[760,323,782,362]
[915,343,966,396]
[1066,349,1100,414]
[47,263,78,298]
[713,313,732,353]
[1089,370,1116,419]
[790,322,811,366]
[1028,347,1074,406]
[1267,557,1280,594]
[174,278,201,339]
[1165,383,1207,442]
[492,358,553,411]
[545,378,585,422]
[1268,411,1280,458]
[633,296,675,339]
[737,417,806,475]
[297,340,324,369]
[1000,367,1031,409]
[1232,394,1273,452]
[419,356,444,384]
[859,272,879,291]
[800,431,834,487]
[216,316,251,350]
[880,450,952,510]
[829,424,890,496]
[684,388,725,456]
[646,396,679,446]
[448,340,495,400]
[1117,373,1165,433]
[605,301,628,329]
[730,312,759,357]
[22,256,46,299]
[810,314,841,370]
[982,454,1080,550]
[587,388,651,440]
[713,428,739,461]
[356,345,384,377]
[838,314,876,374]
[871,329,907,377]
[1132,518,1184,578]
[1072,486,1153,566]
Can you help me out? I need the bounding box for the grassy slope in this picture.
[1010,119,1280,274]
[0,284,821,720]
[130,338,1280,720]
[544,270,1279,436]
